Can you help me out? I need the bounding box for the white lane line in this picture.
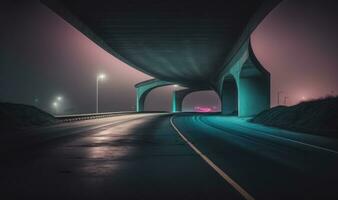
[246,129,338,155]
[203,117,338,155]
[170,116,255,200]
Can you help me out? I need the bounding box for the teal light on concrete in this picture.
[221,76,238,115]
[238,68,270,116]
[45,1,279,116]
[44,0,281,90]
[217,39,270,117]
[171,91,177,113]
[135,79,173,112]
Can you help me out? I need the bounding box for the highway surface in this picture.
[1,113,338,200]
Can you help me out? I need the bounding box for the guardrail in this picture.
[55,111,136,122]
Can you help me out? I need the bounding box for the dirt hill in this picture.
[0,103,58,129]
[250,96,338,137]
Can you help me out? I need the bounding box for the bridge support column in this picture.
[238,67,270,117]
[221,76,238,115]
[135,79,173,112]
[171,91,181,112]
[218,40,270,117]
[136,89,145,112]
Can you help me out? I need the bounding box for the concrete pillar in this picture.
[236,41,270,117]
[238,70,270,116]
[136,88,148,112]
[171,91,179,112]
[218,39,270,117]
[221,77,238,115]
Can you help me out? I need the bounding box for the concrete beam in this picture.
[42,0,281,89]
[135,79,173,112]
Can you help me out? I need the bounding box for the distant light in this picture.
[57,96,63,101]
[173,84,178,88]
[98,73,106,80]
[53,102,59,107]
[194,106,212,113]
[302,96,306,100]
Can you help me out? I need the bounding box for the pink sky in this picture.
[0,0,337,113]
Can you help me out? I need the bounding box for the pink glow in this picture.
[1,1,337,113]
[194,106,212,113]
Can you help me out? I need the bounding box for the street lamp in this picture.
[53,102,59,108]
[52,101,59,114]
[57,96,63,101]
[284,96,289,105]
[34,98,39,106]
[277,91,283,105]
[96,73,106,113]
[52,94,64,114]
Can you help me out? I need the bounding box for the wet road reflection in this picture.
[0,114,240,200]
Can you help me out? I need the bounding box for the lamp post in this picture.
[277,91,283,105]
[172,84,179,113]
[52,101,59,114]
[96,73,106,113]
[284,96,289,105]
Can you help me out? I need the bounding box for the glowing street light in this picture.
[96,73,106,113]
[57,96,63,101]
[52,95,64,114]
[53,101,59,108]
[98,73,106,80]
[34,98,39,106]
[52,101,59,114]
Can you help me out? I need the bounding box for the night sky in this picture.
[0,0,337,114]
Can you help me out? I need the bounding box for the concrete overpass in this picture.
[43,0,281,116]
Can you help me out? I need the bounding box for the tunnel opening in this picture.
[182,91,221,112]
[221,75,238,115]
[144,85,173,112]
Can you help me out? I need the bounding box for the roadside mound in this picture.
[0,103,58,129]
[250,96,338,137]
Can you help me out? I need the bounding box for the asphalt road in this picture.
[1,113,338,200]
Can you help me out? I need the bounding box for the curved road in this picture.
[1,113,338,200]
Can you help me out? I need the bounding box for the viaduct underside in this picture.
[42,0,281,116]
